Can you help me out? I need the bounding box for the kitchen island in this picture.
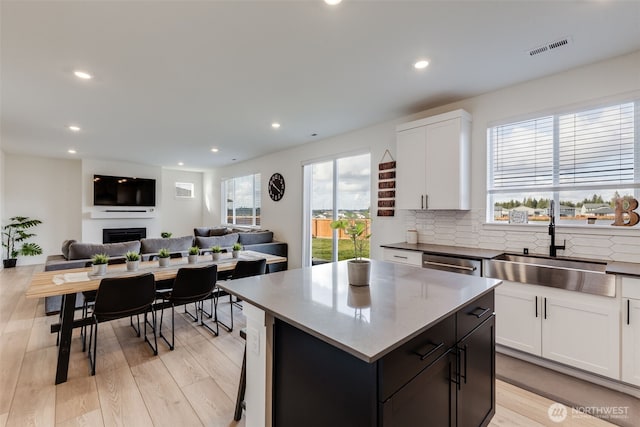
[218,260,501,427]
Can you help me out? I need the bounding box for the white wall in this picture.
[3,154,82,265]
[211,50,640,268]
[160,168,204,238]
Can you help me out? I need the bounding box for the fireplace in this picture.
[103,228,146,243]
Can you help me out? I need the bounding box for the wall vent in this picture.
[528,36,572,57]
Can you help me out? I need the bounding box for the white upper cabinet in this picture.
[396,109,471,210]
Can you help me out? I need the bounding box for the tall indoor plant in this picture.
[330,217,371,286]
[2,216,43,268]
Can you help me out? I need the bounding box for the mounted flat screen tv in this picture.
[93,174,156,207]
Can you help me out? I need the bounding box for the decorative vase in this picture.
[126,260,139,272]
[232,250,240,259]
[3,258,17,268]
[92,263,107,276]
[347,260,370,286]
[188,254,198,264]
[159,257,170,267]
[211,252,221,261]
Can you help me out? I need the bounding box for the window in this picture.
[488,101,639,225]
[302,153,371,265]
[222,173,261,226]
[175,182,194,198]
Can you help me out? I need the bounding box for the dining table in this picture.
[25,250,287,385]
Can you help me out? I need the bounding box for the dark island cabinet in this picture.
[273,290,495,427]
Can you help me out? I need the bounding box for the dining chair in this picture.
[211,258,267,333]
[156,264,218,350]
[87,273,157,376]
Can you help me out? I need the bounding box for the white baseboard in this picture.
[497,345,640,399]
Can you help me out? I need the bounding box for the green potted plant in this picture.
[158,248,170,267]
[330,217,371,286]
[125,251,141,272]
[160,231,172,238]
[2,216,43,268]
[232,242,243,259]
[188,246,200,264]
[211,245,223,261]
[91,253,109,276]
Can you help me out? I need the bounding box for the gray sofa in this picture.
[43,230,287,315]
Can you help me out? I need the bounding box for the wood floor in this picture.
[0,265,615,427]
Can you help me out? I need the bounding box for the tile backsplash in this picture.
[405,209,640,263]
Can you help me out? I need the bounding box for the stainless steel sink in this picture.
[485,253,615,297]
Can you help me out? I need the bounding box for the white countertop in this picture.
[218,260,501,363]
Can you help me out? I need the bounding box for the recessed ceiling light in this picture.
[68,125,81,132]
[272,122,281,129]
[211,147,219,153]
[325,0,342,5]
[68,149,76,154]
[73,70,92,79]
[178,162,184,166]
[414,60,430,69]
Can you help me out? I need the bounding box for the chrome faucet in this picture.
[549,200,565,257]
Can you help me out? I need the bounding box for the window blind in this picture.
[490,116,554,190]
[559,103,634,185]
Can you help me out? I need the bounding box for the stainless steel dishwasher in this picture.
[422,253,482,276]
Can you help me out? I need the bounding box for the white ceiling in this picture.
[2,0,639,170]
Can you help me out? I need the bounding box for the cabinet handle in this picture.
[393,255,408,260]
[628,299,631,325]
[470,307,491,319]
[413,341,445,361]
[425,194,429,209]
[423,261,477,271]
[460,345,467,385]
[421,195,424,209]
[535,296,538,318]
[544,297,547,320]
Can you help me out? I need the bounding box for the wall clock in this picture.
[268,173,285,201]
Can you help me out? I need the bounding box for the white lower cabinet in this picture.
[622,277,640,386]
[382,248,422,267]
[495,281,620,379]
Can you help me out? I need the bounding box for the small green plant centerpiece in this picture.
[232,242,243,259]
[160,231,172,238]
[211,245,223,261]
[2,216,43,268]
[125,251,141,272]
[330,217,372,286]
[91,253,109,276]
[158,248,171,267]
[188,246,200,264]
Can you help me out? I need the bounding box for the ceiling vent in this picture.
[528,36,572,57]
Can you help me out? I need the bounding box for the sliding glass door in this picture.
[303,153,371,266]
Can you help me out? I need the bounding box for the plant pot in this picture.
[348,259,370,287]
[232,250,240,259]
[92,263,107,276]
[158,257,170,267]
[3,258,17,268]
[126,260,140,272]
[188,254,198,264]
[211,252,221,261]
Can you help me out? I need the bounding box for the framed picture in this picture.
[175,182,195,198]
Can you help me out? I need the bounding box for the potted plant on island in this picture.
[211,245,223,261]
[158,248,171,267]
[125,251,140,272]
[2,216,43,268]
[330,217,371,286]
[91,253,109,276]
[188,246,200,264]
[232,242,243,259]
